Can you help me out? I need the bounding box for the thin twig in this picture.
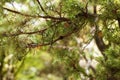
[36,0,48,15]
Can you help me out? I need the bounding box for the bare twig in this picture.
[36,0,48,15]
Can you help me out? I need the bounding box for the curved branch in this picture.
[2,7,70,21]
[94,30,108,60]
[93,5,108,60]
[2,20,63,37]
[2,28,47,37]
[94,31,106,52]
[26,22,85,48]
[27,30,74,48]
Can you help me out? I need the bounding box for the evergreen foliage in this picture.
[0,0,120,80]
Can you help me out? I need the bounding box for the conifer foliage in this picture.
[0,0,120,80]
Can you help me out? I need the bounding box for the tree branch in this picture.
[2,28,47,37]
[26,24,81,48]
[2,7,70,21]
[2,20,62,37]
[36,0,48,15]
[93,5,107,60]
[94,30,107,60]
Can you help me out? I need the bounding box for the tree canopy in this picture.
[0,0,120,80]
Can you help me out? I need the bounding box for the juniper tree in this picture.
[0,0,120,80]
